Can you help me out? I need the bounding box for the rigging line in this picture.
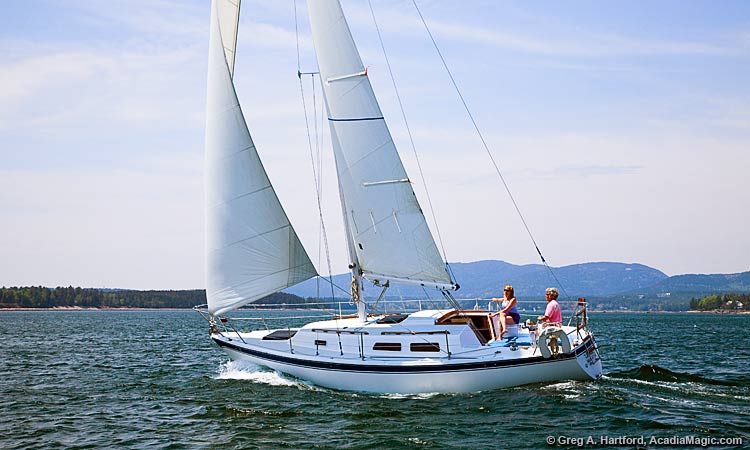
[297,74,336,304]
[367,0,456,284]
[311,74,336,304]
[317,78,327,284]
[293,0,301,73]
[318,105,328,302]
[440,290,491,345]
[292,0,341,301]
[316,237,321,299]
[318,77,326,168]
[420,286,442,311]
[313,71,322,301]
[367,283,389,316]
[314,275,352,298]
[294,0,336,304]
[411,0,569,298]
[312,73,321,184]
[316,74,327,301]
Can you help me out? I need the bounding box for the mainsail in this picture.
[307,0,455,290]
[205,0,317,316]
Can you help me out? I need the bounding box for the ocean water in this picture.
[2,311,748,449]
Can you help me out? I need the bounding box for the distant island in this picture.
[3,260,750,311]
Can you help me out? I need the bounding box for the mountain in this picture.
[620,271,750,296]
[285,260,668,300]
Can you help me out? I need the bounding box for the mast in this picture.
[306,0,457,323]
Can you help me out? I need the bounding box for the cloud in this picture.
[345,3,738,58]
[239,22,312,51]
[56,0,207,38]
[0,48,105,106]
[0,42,205,144]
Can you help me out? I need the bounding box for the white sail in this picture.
[215,0,241,77]
[307,0,455,289]
[205,0,317,316]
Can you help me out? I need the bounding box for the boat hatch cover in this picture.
[376,314,409,324]
[262,329,298,340]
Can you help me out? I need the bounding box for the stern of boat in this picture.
[572,329,603,381]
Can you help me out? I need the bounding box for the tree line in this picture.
[11,286,745,312]
[689,293,750,311]
[0,286,308,309]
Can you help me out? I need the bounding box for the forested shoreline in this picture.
[3,286,750,312]
[689,293,750,312]
[0,286,307,309]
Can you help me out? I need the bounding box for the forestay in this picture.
[205,0,317,316]
[307,0,455,290]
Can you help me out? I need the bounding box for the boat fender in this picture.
[537,327,571,358]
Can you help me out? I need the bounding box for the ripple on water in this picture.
[2,311,750,450]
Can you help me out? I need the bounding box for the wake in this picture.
[214,360,298,387]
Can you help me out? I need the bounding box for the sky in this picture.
[1,0,749,289]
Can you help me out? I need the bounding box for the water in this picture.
[2,311,749,449]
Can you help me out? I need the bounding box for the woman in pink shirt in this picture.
[538,287,562,325]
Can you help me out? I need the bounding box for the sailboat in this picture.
[199,0,603,394]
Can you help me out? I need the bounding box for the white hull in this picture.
[211,310,602,394]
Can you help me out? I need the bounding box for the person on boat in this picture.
[538,287,562,326]
[490,285,520,338]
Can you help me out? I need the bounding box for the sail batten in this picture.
[209,184,273,210]
[210,223,292,253]
[307,0,454,289]
[205,0,317,316]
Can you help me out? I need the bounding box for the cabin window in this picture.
[373,342,401,351]
[410,342,440,352]
[314,339,326,346]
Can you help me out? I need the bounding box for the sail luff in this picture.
[327,115,361,270]
[306,0,455,289]
[205,0,317,316]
